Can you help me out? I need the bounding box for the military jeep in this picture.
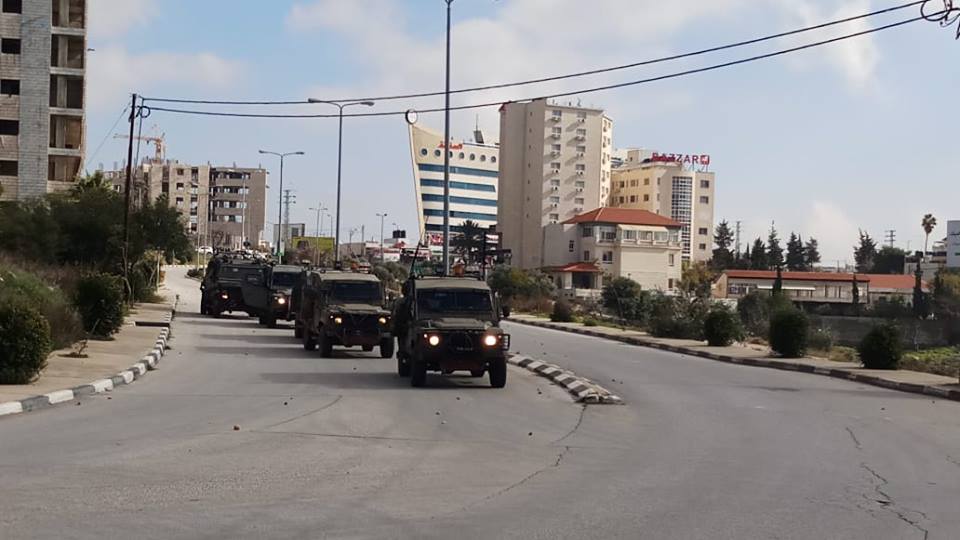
[300,270,394,358]
[393,277,510,388]
[240,264,304,328]
[200,255,266,317]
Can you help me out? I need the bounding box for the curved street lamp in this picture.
[258,149,305,257]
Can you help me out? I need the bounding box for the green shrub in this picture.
[550,299,575,322]
[0,302,52,384]
[769,308,809,358]
[737,291,770,336]
[808,327,834,352]
[858,323,902,370]
[0,267,83,349]
[582,316,599,327]
[649,295,708,340]
[73,273,125,337]
[129,262,157,303]
[704,308,744,346]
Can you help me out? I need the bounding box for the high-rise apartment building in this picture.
[609,149,715,262]
[0,0,87,200]
[498,99,613,269]
[105,161,268,250]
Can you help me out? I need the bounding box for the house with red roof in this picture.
[542,207,684,298]
[714,269,926,306]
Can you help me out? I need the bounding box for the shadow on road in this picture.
[260,370,495,390]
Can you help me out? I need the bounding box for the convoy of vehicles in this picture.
[196,250,509,388]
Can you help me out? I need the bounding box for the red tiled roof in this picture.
[563,207,681,228]
[866,274,923,290]
[543,262,602,273]
[724,270,869,283]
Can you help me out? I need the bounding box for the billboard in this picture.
[290,236,335,253]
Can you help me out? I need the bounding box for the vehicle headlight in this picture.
[378,316,389,325]
[427,334,441,347]
[483,334,499,347]
[220,292,229,300]
[334,316,343,325]
[276,296,286,305]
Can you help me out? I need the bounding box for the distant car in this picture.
[197,246,214,254]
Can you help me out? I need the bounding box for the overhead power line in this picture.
[145,15,926,120]
[141,0,924,107]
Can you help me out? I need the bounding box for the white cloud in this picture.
[87,0,158,42]
[87,46,244,111]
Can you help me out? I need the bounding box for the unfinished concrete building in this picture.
[0,0,87,200]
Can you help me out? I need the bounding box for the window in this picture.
[420,148,428,156]
[644,178,650,185]
[550,161,560,169]
[568,240,575,252]
[639,231,653,241]
[574,197,584,205]
[619,181,625,188]
[549,196,560,204]
[552,110,562,119]
[618,196,625,204]
[669,254,676,266]
[576,145,586,153]
[552,127,562,135]
[0,119,18,135]
[700,179,710,189]
[576,111,587,119]
[574,180,585,188]
[699,227,708,235]
[458,152,465,159]
[549,213,560,222]
[549,179,560,187]
[0,160,16,176]
[576,128,586,137]
[643,194,650,202]
[699,196,710,204]
[0,79,19,95]
[491,156,497,163]
[469,153,476,160]
[2,0,23,14]
[629,195,637,203]
[623,230,636,240]
[176,183,184,191]
[602,251,614,263]
[581,226,593,238]
[480,155,487,162]
[668,279,675,289]
[629,179,638,187]
[551,144,561,153]
[1,38,21,55]
[699,243,707,251]
[435,150,442,157]
[583,251,590,261]
[575,164,585,171]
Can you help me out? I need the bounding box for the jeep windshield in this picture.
[271,272,299,288]
[327,281,382,303]
[417,289,492,316]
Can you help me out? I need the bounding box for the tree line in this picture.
[710,220,821,272]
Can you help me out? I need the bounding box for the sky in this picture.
[84,0,960,264]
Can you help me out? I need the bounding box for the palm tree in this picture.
[921,214,937,258]
[451,220,485,264]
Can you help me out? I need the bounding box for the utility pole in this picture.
[122,93,137,289]
[441,0,455,275]
[735,220,742,256]
[377,213,388,264]
[884,229,896,248]
[282,189,296,259]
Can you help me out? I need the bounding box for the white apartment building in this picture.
[948,220,960,269]
[0,0,87,200]
[609,149,715,262]
[498,99,613,269]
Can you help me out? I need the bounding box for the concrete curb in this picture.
[0,311,175,418]
[509,318,960,403]
[508,354,624,405]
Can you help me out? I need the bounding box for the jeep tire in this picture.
[488,357,507,388]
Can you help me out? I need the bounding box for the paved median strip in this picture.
[508,354,623,405]
[0,313,174,418]
[509,317,960,403]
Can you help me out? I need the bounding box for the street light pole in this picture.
[306,99,375,265]
[259,149,305,258]
[377,213,388,263]
[442,0,454,276]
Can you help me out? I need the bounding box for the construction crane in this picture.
[113,132,165,162]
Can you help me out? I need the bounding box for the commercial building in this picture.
[713,270,923,306]
[542,207,683,299]
[105,160,267,250]
[609,149,715,262]
[498,99,613,269]
[1,0,87,200]
[408,123,499,253]
[948,220,960,269]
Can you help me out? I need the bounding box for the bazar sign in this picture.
[438,142,464,150]
[651,153,711,167]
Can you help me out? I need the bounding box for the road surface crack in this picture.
[260,395,343,430]
[845,426,862,451]
[860,463,929,539]
[555,404,586,444]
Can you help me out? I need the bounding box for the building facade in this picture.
[106,160,267,250]
[408,124,499,250]
[498,99,613,269]
[1,0,87,200]
[609,150,715,262]
[542,207,683,298]
[713,270,923,306]
[948,220,960,269]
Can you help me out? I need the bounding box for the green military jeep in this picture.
[200,255,266,318]
[240,264,303,328]
[300,270,394,358]
[393,277,509,388]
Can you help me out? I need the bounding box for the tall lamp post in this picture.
[258,149,305,258]
[306,99,375,265]
[309,204,327,266]
[442,0,454,275]
[377,213,388,263]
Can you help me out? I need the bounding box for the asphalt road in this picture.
[1,271,958,539]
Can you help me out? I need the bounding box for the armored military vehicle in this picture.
[300,270,394,358]
[241,264,304,327]
[199,252,267,317]
[393,276,509,388]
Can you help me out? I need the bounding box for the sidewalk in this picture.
[0,291,175,405]
[508,314,960,402]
